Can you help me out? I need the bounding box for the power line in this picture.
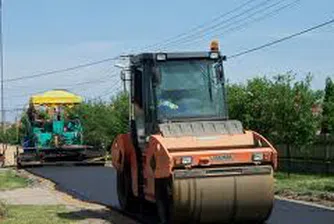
[9,66,119,99]
[217,0,300,37]
[165,0,299,50]
[4,108,25,112]
[90,79,123,100]
[177,0,300,49]
[138,0,256,52]
[5,56,119,83]
[8,80,122,111]
[151,0,280,51]
[6,81,122,113]
[8,62,117,89]
[157,0,275,50]
[228,17,334,59]
[10,75,118,99]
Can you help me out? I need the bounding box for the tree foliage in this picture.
[67,92,129,150]
[0,124,20,145]
[321,77,334,134]
[227,73,320,146]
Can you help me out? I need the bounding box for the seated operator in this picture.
[157,89,202,117]
[157,90,180,118]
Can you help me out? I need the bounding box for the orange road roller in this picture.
[111,42,277,224]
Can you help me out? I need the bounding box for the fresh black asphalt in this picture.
[27,166,334,224]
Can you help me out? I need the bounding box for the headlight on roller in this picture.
[252,152,264,161]
[181,156,192,165]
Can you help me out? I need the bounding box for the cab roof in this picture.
[130,51,224,64]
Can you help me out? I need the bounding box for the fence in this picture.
[276,135,334,174]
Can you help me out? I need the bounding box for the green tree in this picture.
[68,92,129,151]
[227,73,318,146]
[271,74,318,146]
[321,77,334,134]
[0,124,20,145]
[227,76,275,135]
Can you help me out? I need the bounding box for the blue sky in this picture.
[3,0,334,120]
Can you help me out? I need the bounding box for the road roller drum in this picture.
[155,166,274,224]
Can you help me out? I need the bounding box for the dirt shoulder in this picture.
[0,168,138,224]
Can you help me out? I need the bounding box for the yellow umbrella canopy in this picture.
[29,89,83,107]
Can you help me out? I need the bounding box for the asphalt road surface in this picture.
[27,166,334,224]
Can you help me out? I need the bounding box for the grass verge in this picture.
[0,200,8,221]
[0,205,75,224]
[0,170,29,190]
[274,172,334,206]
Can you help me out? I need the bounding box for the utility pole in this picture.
[0,0,4,133]
[121,71,127,93]
[115,56,131,93]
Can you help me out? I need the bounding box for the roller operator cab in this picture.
[111,42,278,224]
